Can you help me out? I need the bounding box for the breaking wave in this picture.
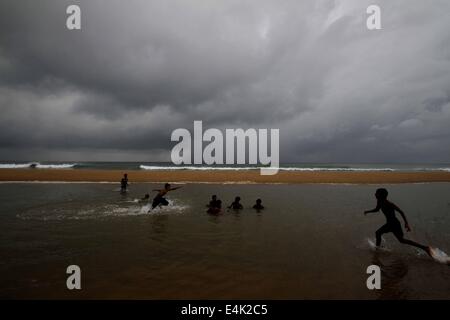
[139,165,450,172]
[0,162,77,169]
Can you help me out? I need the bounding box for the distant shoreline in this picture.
[1,169,450,184]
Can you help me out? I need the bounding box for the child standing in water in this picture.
[120,173,129,193]
[228,196,243,210]
[364,188,431,256]
[207,195,220,208]
[207,200,222,215]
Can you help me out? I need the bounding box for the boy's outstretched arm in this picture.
[364,203,380,215]
[169,186,182,191]
[393,203,411,231]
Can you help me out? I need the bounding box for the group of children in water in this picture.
[119,173,265,214]
[120,173,436,259]
[206,195,264,214]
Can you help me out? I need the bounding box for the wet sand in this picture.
[1,169,450,184]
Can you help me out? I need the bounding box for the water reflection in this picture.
[148,214,169,242]
[371,252,410,299]
[207,213,222,225]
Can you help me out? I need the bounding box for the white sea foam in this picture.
[1,162,449,172]
[139,165,398,172]
[139,164,450,172]
[0,163,34,169]
[0,162,76,169]
[139,165,258,171]
[34,163,76,169]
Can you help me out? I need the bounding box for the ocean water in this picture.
[1,161,450,172]
[0,182,449,299]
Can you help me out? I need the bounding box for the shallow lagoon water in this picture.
[0,182,449,299]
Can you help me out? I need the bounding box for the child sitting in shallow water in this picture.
[253,199,264,210]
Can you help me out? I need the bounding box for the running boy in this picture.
[364,188,431,256]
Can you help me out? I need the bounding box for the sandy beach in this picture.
[1,168,450,184]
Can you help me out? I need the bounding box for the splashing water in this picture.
[17,199,189,221]
[429,248,450,265]
[367,238,391,252]
[143,199,189,215]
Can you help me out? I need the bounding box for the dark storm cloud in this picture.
[0,0,450,162]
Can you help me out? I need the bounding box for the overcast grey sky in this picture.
[1,0,449,163]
